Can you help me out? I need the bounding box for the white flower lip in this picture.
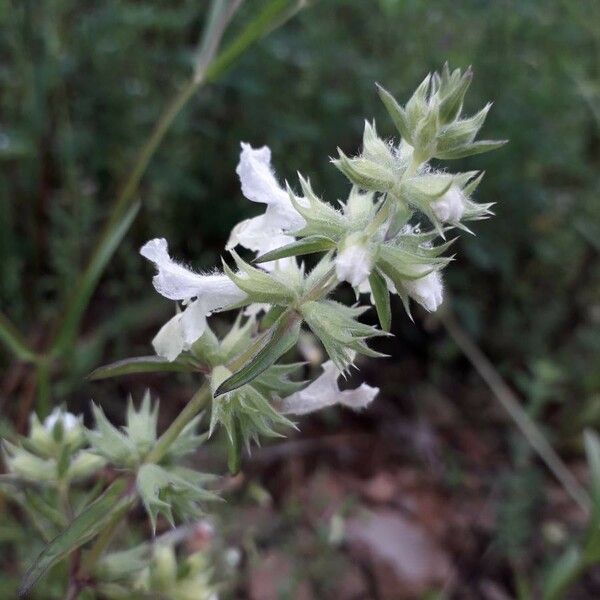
[140,238,245,310]
[404,269,444,312]
[141,238,247,361]
[151,301,208,362]
[44,407,79,433]
[280,360,379,415]
[335,242,373,288]
[228,143,305,270]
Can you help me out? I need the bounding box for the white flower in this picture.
[227,143,305,270]
[335,240,374,287]
[279,361,379,415]
[151,303,206,362]
[44,408,79,433]
[403,269,444,312]
[141,238,246,360]
[431,186,466,223]
[236,143,304,231]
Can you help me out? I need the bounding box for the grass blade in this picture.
[18,480,133,597]
[0,310,37,362]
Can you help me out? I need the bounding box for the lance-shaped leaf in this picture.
[369,269,392,332]
[89,355,196,381]
[435,139,508,160]
[215,311,302,396]
[376,83,412,141]
[254,235,336,264]
[287,176,347,238]
[252,362,306,397]
[332,149,396,193]
[19,479,132,597]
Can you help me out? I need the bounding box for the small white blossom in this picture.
[141,238,246,360]
[43,408,79,433]
[335,241,373,287]
[280,361,379,415]
[404,269,444,312]
[151,304,206,362]
[431,185,466,223]
[227,143,305,270]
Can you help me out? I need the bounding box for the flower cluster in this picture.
[1,66,505,600]
[2,407,104,485]
[104,66,505,485]
[132,66,502,464]
[89,65,503,529]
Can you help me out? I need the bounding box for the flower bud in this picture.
[431,185,466,223]
[335,235,375,288]
[28,408,84,457]
[3,441,56,482]
[403,269,444,312]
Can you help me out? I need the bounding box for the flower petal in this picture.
[236,142,289,206]
[280,361,379,415]
[236,142,305,233]
[403,270,444,312]
[431,186,466,223]
[44,408,79,433]
[141,238,246,309]
[152,312,186,362]
[335,243,374,287]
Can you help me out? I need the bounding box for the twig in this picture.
[439,306,591,514]
[144,384,212,465]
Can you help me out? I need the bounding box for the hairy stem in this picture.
[144,384,212,465]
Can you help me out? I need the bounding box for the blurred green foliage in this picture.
[1,0,600,594]
[1,0,599,409]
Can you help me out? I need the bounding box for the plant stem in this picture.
[35,359,51,417]
[144,384,212,465]
[0,310,38,362]
[50,74,199,356]
[49,0,307,360]
[440,306,591,514]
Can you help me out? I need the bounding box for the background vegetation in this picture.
[1,0,600,597]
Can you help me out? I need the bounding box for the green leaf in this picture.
[376,83,412,141]
[541,546,583,600]
[18,480,132,597]
[369,270,391,332]
[215,311,302,396]
[254,236,336,264]
[435,139,507,160]
[204,0,302,84]
[89,355,196,381]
